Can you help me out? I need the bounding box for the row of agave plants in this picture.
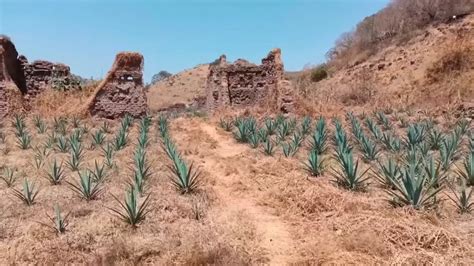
[0,114,202,233]
[220,113,474,213]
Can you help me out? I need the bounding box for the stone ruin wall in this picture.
[88,52,148,119]
[0,35,77,117]
[21,57,75,97]
[206,48,293,112]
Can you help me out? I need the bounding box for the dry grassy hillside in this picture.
[293,15,474,115]
[147,64,209,112]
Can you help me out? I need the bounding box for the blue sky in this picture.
[0,0,389,82]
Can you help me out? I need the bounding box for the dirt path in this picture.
[197,123,297,265]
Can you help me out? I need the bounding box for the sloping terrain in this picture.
[147,64,209,112]
[294,15,474,115]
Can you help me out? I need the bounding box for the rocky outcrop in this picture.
[88,52,148,118]
[206,48,294,113]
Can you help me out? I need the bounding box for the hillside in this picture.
[294,14,474,116]
[147,64,209,112]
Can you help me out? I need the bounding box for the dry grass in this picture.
[426,35,474,83]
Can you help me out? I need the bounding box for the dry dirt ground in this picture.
[0,113,473,264]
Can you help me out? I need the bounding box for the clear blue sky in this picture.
[0,0,389,82]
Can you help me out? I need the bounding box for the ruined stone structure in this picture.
[0,36,25,117]
[88,52,148,118]
[0,35,78,117]
[206,48,294,112]
[21,58,76,97]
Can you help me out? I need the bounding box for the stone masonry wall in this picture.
[206,48,292,112]
[88,52,148,118]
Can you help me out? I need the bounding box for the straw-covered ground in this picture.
[0,110,473,264]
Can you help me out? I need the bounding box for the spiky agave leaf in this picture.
[263,139,275,156]
[90,160,107,183]
[359,135,381,162]
[108,187,151,227]
[44,159,66,185]
[67,170,103,201]
[91,129,106,146]
[39,204,70,234]
[375,157,402,188]
[12,178,39,206]
[385,164,443,209]
[457,151,474,186]
[168,158,202,194]
[331,150,370,191]
[1,167,17,187]
[446,181,473,214]
[304,150,325,176]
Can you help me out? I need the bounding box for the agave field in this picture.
[0,111,473,264]
[220,112,474,212]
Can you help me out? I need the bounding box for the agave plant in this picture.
[16,131,31,150]
[423,156,446,188]
[33,115,47,134]
[101,143,115,168]
[233,117,252,143]
[71,116,81,128]
[263,139,275,156]
[365,117,382,140]
[90,160,107,183]
[290,131,303,149]
[56,135,69,153]
[375,157,402,188]
[455,119,470,137]
[359,135,380,162]
[457,151,474,186]
[304,150,325,176]
[67,144,84,171]
[282,143,295,157]
[375,111,391,130]
[300,116,312,136]
[67,170,103,201]
[137,130,149,148]
[447,181,473,214]
[100,121,111,134]
[168,156,201,194]
[264,118,277,135]
[109,186,151,227]
[12,114,26,137]
[91,129,106,147]
[257,128,269,143]
[439,132,462,171]
[381,132,401,152]
[40,204,70,234]
[219,117,233,132]
[309,117,328,155]
[349,116,364,141]
[277,120,291,141]
[248,133,260,149]
[428,128,444,150]
[331,150,370,191]
[385,164,442,209]
[113,127,129,151]
[1,167,17,187]
[53,117,68,135]
[45,159,66,185]
[12,178,39,206]
[405,124,426,149]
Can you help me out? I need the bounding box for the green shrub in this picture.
[310,65,328,82]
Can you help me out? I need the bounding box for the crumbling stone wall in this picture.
[0,35,27,94]
[88,52,148,118]
[206,48,293,112]
[0,36,25,117]
[21,58,77,97]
